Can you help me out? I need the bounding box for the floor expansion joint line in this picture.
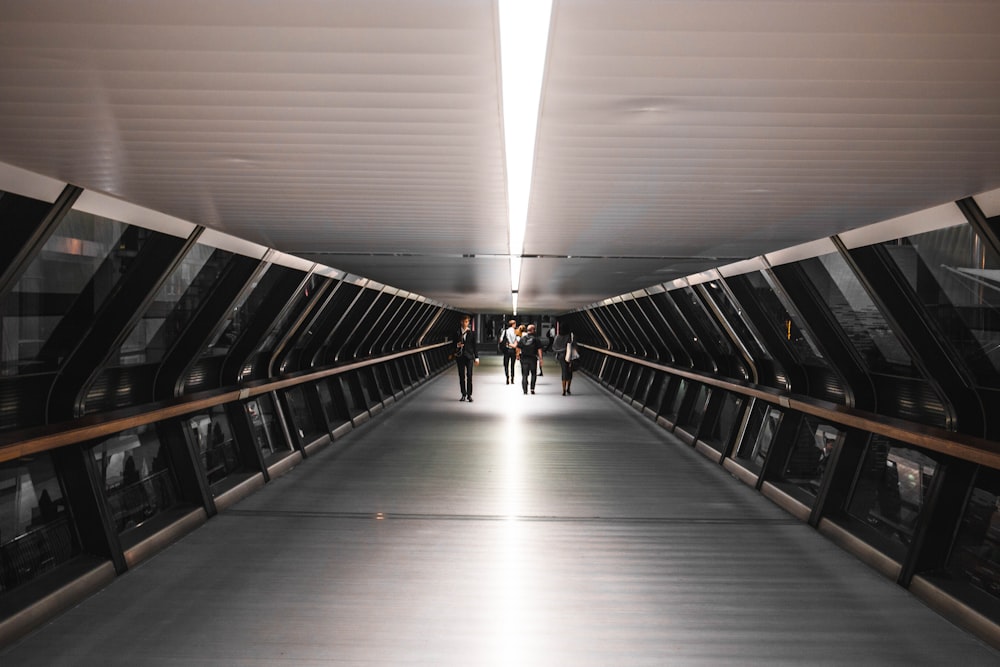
[224,508,802,525]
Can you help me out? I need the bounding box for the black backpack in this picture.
[520,333,537,354]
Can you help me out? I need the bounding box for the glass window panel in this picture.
[705,280,775,364]
[186,407,242,487]
[799,253,916,375]
[701,392,744,450]
[735,402,783,469]
[743,271,831,367]
[880,224,1000,387]
[200,264,282,359]
[283,386,326,444]
[675,287,735,358]
[662,377,688,421]
[246,394,289,461]
[1,210,137,376]
[0,454,79,593]
[777,417,846,498]
[847,436,937,547]
[948,468,1000,603]
[680,384,711,431]
[92,425,180,534]
[117,244,233,365]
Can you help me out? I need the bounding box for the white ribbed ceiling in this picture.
[1,1,1000,313]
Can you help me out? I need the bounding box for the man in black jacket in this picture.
[515,324,544,394]
[453,315,480,402]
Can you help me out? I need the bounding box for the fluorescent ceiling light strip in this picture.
[499,0,552,306]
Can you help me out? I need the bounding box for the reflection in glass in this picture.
[0,454,79,593]
[700,392,744,451]
[662,378,688,422]
[880,224,1000,387]
[283,386,326,444]
[743,271,830,367]
[848,437,937,547]
[735,402,783,470]
[680,384,711,432]
[1,210,133,375]
[777,417,845,498]
[799,253,916,375]
[949,469,1000,603]
[117,244,233,365]
[187,408,242,487]
[93,425,179,534]
[200,264,282,359]
[704,279,786,388]
[240,274,326,382]
[246,394,288,461]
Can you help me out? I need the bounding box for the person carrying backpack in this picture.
[515,324,544,394]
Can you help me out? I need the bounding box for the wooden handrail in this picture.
[0,342,450,465]
[582,344,1000,470]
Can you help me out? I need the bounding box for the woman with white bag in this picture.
[552,327,579,396]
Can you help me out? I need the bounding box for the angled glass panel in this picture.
[198,263,285,359]
[241,273,330,381]
[948,467,1000,605]
[700,391,745,452]
[703,278,787,388]
[637,294,686,365]
[775,416,846,500]
[184,407,242,489]
[656,290,714,372]
[245,393,290,463]
[734,401,783,472]
[847,436,938,549]
[741,270,831,368]
[672,286,746,379]
[630,296,672,362]
[878,223,1000,388]
[116,243,235,365]
[92,424,181,535]
[1,210,156,375]
[0,454,80,593]
[799,253,917,376]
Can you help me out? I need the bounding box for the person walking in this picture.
[552,328,577,396]
[515,323,544,394]
[501,318,518,385]
[453,315,479,402]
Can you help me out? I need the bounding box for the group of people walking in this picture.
[453,316,577,402]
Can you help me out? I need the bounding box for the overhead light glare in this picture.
[499,0,552,301]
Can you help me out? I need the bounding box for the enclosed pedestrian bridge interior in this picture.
[3,1,1000,660]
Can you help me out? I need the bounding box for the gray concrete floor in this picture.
[2,356,998,665]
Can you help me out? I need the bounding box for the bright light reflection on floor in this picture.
[496,407,525,663]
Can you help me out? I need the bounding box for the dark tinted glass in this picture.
[92,425,180,534]
[798,253,916,375]
[1,210,147,375]
[775,416,845,499]
[735,402,783,470]
[117,244,235,365]
[948,468,1000,604]
[186,407,242,488]
[700,391,744,450]
[879,224,1000,387]
[743,271,831,367]
[847,436,937,548]
[283,385,326,443]
[0,454,79,593]
[246,394,289,461]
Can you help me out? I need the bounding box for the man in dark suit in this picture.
[453,315,480,402]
